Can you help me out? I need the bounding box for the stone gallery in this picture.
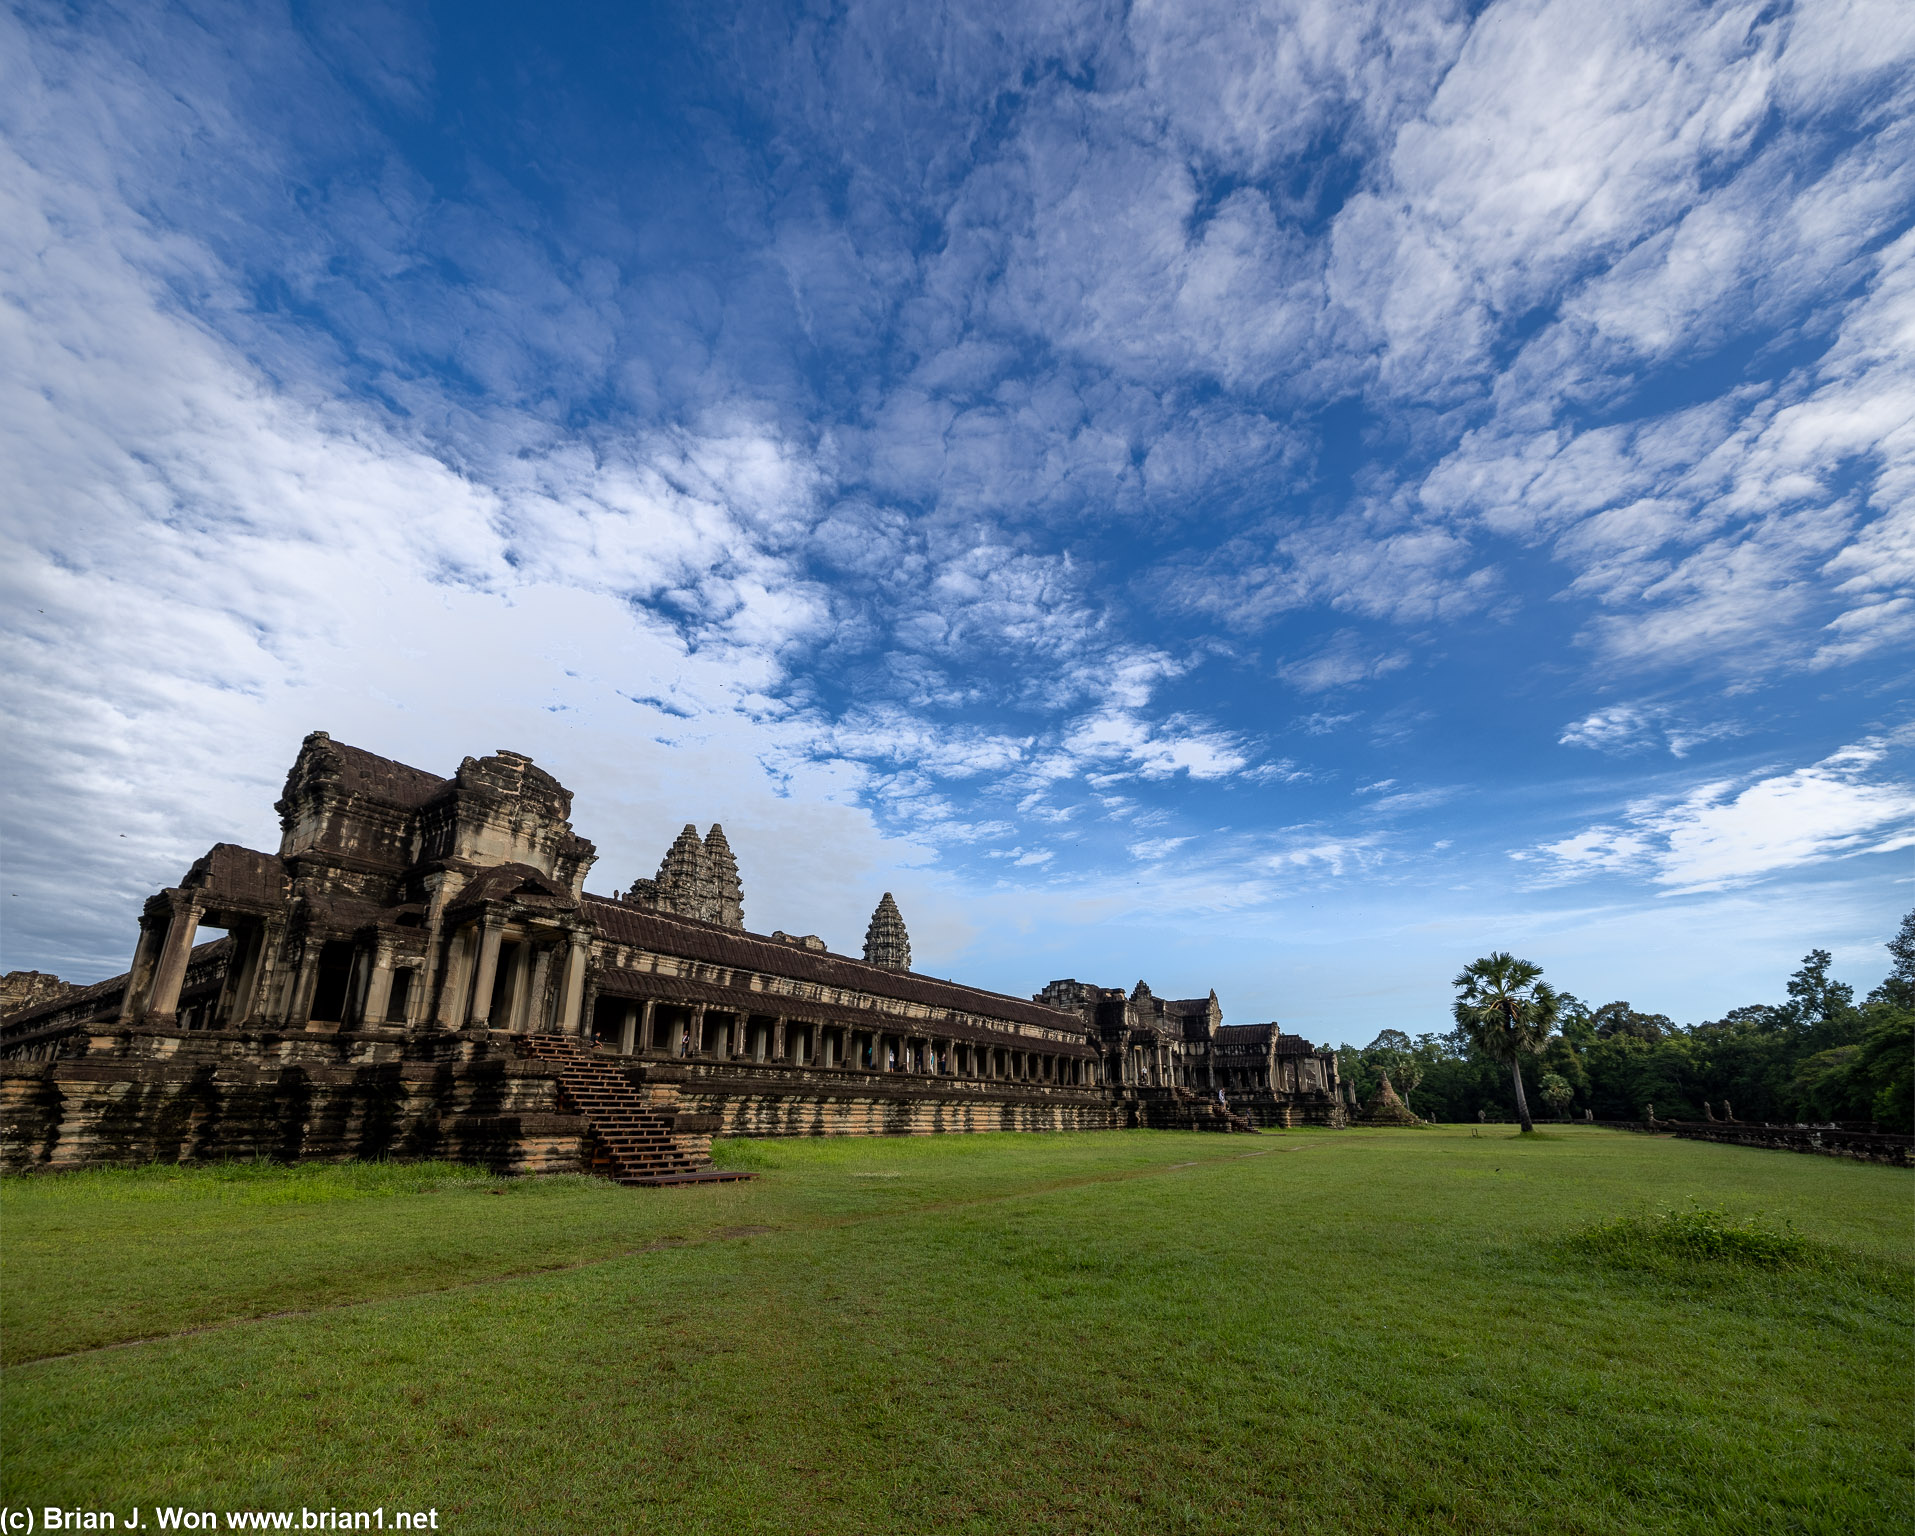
[0,734,1345,1180]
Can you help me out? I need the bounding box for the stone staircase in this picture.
[1137,1084,1261,1134]
[515,1035,752,1186]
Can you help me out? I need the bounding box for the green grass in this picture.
[2,1128,1909,1534]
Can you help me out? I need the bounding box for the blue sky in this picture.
[2,0,1911,1043]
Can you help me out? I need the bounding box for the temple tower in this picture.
[655,823,707,915]
[863,892,911,971]
[702,825,744,930]
[625,822,744,929]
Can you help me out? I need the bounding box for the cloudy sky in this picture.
[3,0,1911,1041]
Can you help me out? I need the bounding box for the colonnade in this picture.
[594,997,1099,1087]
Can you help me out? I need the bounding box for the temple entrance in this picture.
[309,941,357,1023]
[386,968,412,1022]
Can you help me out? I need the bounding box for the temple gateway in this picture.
[0,734,1346,1180]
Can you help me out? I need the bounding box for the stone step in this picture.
[514,1034,749,1188]
[619,1169,754,1186]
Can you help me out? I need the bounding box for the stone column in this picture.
[118,913,166,1022]
[618,1003,640,1056]
[142,896,205,1025]
[467,917,505,1028]
[684,1002,707,1056]
[362,940,398,1025]
[556,936,589,1036]
[578,971,600,1043]
[523,945,554,1033]
[345,945,375,1025]
[772,1016,787,1063]
[215,921,266,1027]
[638,999,656,1053]
[434,924,473,1028]
[494,942,524,1030]
[247,917,293,1026]
[287,941,325,1026]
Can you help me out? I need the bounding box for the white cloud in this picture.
[985,845,1055,868]
[1056,709,1250,783]
[1559,704,1740,757]
[1525,738,1915,891]
[813,708,1033,779]
[1258,837,1387,877]
[1277,631,1412,693]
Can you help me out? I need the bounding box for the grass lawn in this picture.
[2,1127,1909,1534]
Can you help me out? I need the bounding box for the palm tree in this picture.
[1452,952,1561,1133]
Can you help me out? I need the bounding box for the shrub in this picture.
[1570,1201,1818,1272]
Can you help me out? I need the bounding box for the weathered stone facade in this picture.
[1,734,1344,1173]
[0,971,77,1016]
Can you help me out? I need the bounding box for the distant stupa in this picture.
[862,893,911,971]
[1354,1072,1426,1127]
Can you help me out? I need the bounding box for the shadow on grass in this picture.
[0,1157,522,1205]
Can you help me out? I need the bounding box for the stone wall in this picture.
[0,1026,1137,1173]
[1229,1092,1344,1130]
[674,1062,1124,1137]
[1659,1120,1914,1168]
[0,1027,589,1175]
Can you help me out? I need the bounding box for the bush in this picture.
[1569,1202,1819,1271]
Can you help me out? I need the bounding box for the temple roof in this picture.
[451,862,576,912]
[583,896,1083,1034]
[181,844,290,909]
[1216,1021,1320,1054]
[307,735,450,809]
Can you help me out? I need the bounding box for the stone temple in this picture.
[0,734,1346,1178]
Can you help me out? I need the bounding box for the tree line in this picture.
[1337,910,1915,1133]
